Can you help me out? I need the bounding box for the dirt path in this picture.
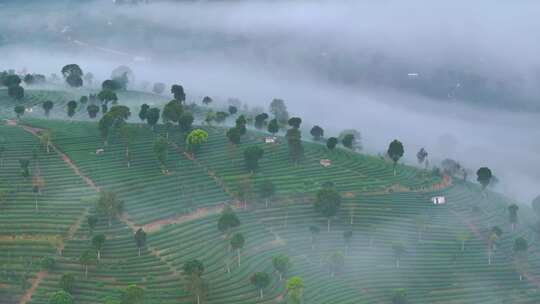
[19,271,46,304]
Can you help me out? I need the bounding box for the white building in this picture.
[431,196,446,205]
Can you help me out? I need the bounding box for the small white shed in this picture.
[264,136,277,144]
[320,159,332,167]
[431,196,446,205]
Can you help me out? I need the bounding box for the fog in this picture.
[1,0,539,202]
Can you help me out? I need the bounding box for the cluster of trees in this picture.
[1,72,25,100]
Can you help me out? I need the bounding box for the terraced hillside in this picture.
[1,88,540,304]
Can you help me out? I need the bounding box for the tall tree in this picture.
[97,90,118,113]
[243,146,264,173]
[121,284,144,304]
[314,187,342,231]
[272,254,291,281]
[230,232,245,266]
[162,100,183,134]
[267,118,279,135]
[87,215,98,236]
[171,84,186,103]
[288,117,302,129]
[326,251,344,277]
[228,105,238,115]
[42,100,54,117]
[146,108,160,131]
[513,237,528,281]
[310,125,324,141]
[153,136,169,174]
[217,206,241,237]
[179,112,194,132]
[258,180,275,208]
[59,273,75,293]
[476,167,492,190]
[250,272,270,299]
[79,250,97,278]
[186,129,209,155]
[508,204,519,231]
[61,64,83,87]
[120,124,136,168]
[235,115,247,135]
[269,98,289,124]
[202,96,213,106]
[286,276,304,304]
[96,191,124,227]
[134,228,147,257]
[87,104,100,119]
[66,100,78,119]
[416,148,428,168]
[183,259,206,304]
[226,127,241,145]
[342,134,355,149]
[286,128,303,165]
[392,242,405,268]
[254,113,269,130]
[138,104,150,123]
[92,234,106,261]
[14,105,25,120]
[387,139,404,176]
[326,137,338,150]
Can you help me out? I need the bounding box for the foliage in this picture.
[66,100,78,118]
[254,113,269,129]
[183,259,205,276]
[171,84,186,103]
[310,125,324,140]
[121,285,144,304]
[202,96,213,105]
[314,187,342,220]
[49,290,74,304]
[217,206,241,234]
[416,148,428,164]
[153,136,168,170]
[87,104,100,118]
[179,112,194,132]
[250,272,270,298]
[138,104,150,122]
[288,117,302,129]
[96,191,124,227]
[146,108,161,129]
[267,118,279,135]
[228,105,238,115]
[286,276,304,304]
[59,273,75,293]
[186,129,209,153]
[243,145,264,172]
[14,105,25,119]
[230,232,245,250]
[272,254,291,280]
[269,98,289,124]
[226,127,241,145]
[326,137,338,150]
[286,128,303,164]
[42,100,54,117]
[41,256,56,271]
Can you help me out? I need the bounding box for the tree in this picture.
[254,113,269,130]
[3,74,21,87]
[226,127,241,145]
[230,232,245,266]
[153,136,168,174]
[120,124,137,168]
[387,139,404,176]
[138,104,150,123]
[162,100,183,133]
[508,204,519,231]
[202,96,213,106]
[171,84,186,103]
[146,108,160,130]
[61,64,83,87]
[457,231,471,252]
[235,115,247,135]
[8,85,24,100]
[286,276,304,304]
[286,128,303,165]
[392,242,405,268]
[186,129,209,154]
[326,137,338,150]
[416,148,428,167]
[488,226,503,265]
[217,206,241,236]
[269,98,289,124]
[326,251,344,277]
[87,104,100,119]
[183,259,206,304]
[309,225,320,250]
[14,105,25,119]
[111,65,133,90]
[39,130,52,154]
[134,228,147,257]
[102,79,122,91]
[23,74,35,85]
[258,180,275,208]
[310,125,324,141]
[476,167,492,189]
[513,237,528,281]
[121,284,144,304]
[49,290,74,304]
[97,90,118,113]
[66,100,77,119]
[244,146,264,173]
[288,117,302,129]
[314,187,342,232]
[215,111,229,124]
[96,190,124,227]
[250,272,270,299]
[59,273,75,293]
[392,288,408,304]
[92,234,106,261]
[179,112,194,132]
[98,113,114,146]
[342,134,355,149]
[19,158,31,179]
[228,105,238,115]
[42,100,54,117]
[272,254,291,281]
[267,118,279,135]
[79,250,96,278]
[41,256,56,271]
[87,215,98,235]
[153,82,166,94]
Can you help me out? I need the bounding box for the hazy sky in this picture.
[1,0,539,202]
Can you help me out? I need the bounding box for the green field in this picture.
[1,88,539,304]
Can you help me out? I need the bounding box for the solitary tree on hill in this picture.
[254,113,269,130]
[476,167,492,190]
[97,90,118,113]
[310,125,324,141]
[226,127,241,145]
[508,204,519,231]
[162,100,183,134]
[269,98,289,124]
[326,137,338,150]
[387,139,404,176]
[286,128,303,165]
[87,104,100,119]
[92,234,106,261]
[250,272,270,299]
[230,232,245,266]
[202,96,213,106]
[244,146,264,173]
[171,84,186,103]
[96,191,124,228]
[67,100,78,119]
[186,129,209,155]
[272,254,291,281]
[228,105,238,115]
[286,276,304,304]
[42,100,54,117]
[267,118,279,135]
[183,259,206,304]
[79,250,97,278]
[61,64,83,87]
[146,108,160,131]
[235,115,247,135]
[342,134,355,149]
[314,187,341,232]
[134,228,147,257]
[14,105,25,120]
[218,206,241,237]
[138,104,150,123]
[416,148,428,168]
[513,237,528,281]
[288,117,302,129]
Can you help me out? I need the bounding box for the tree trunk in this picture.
[237,249,241,266]
[108,218,112,228]
[488,251,492,265]
[260,288,263,299]
[196,294,200,304]
[35,195,38,212]
[393,163,397,176]
[85,265,88,278]
[279,272,283,281]
[97,250,101,261]
[520,274,523,281]
[327,218,331,232]
[350,214,354,225]
[138,247,141,257]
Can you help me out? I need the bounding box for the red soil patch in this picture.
[19,271,47,304]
